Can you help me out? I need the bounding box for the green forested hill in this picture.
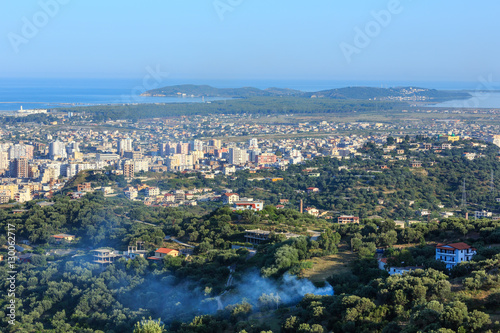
[142,84,470,101]
[141,84,302,97]
[52,97,403,121]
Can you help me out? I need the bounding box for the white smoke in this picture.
[219,271,334,308]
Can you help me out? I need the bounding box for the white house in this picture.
[145,187,160,197]
[232,198,264,212]
[387,266,422,276]
[440,211,454,218]
[124,189,138,200]
[378,258,423,275]
[222,193,240,204]
[418,209,430,216]
[435,242,476,269]
[475,210,492,219]
[305,207,320,217]
[100,186,114,195]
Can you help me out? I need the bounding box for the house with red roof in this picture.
[222,193,239,204]
[163,193,175,203]
[435,242,476,269]
[51,233,76,243]
[306,187,320,193]
[148,247,180,260]
[232,198,264,212]
[305,207,319,217]
[378,257,423,275]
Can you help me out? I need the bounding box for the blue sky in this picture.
[1,0,499,82]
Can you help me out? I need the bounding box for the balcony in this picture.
[436,249,455,254]
[436,255,455,263]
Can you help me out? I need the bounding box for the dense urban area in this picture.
[1,95,500,333]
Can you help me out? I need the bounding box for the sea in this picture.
[1,78,500,112]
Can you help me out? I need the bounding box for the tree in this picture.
[440,301,468,331]
[133,317,166,333]
[258,293,281,310]
[378,230,397,247]
[465,310,491,332]
[189,231,199,242]
[282,316,299,333]
[274,245,299,270]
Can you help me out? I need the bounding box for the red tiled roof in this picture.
[436,242,472,250]
[379,258,388,263]
[51,233,75,238]
[155,248,178,254]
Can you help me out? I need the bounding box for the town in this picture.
[2,0,500,331]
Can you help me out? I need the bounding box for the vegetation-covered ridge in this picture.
[141,84,471,101]
[2,188,500,332]
[51,97,404,121]
[140,84,302,98]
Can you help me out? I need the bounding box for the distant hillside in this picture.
[141,84,302,98]
[301,86,471,101]
[142,84,470,101]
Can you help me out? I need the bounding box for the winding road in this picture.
[215,265,235,310]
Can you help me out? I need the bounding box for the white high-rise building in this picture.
[132,159,149,172]
[42,164,62,180]
[49,141,67,160]
[160,142,176,157]
[190,140,204,152]
[165,154,194,171]
[66,142,80,158]
[0,151,8,170]
[229,147,248,165]
[190,150,205,164]
[248,138,259,149]
[248,149,261,163]
[8,144,34,160]
[117,138,133,155]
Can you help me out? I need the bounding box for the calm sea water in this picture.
[432,92,500,108]
[0,78,498,111]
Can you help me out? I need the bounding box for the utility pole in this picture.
[461,179,467,208]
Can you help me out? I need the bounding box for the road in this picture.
[171,238,195,248]
[215,265,236,310]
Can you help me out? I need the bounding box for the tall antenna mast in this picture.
[490,170,495,193]
[461,179,467,208]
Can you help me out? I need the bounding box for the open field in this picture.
[300,246,356,283]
